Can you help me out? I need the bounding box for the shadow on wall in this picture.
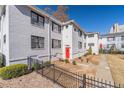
[0,53,6,67]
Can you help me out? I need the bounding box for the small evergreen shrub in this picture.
[88,46,92,55]
[64,59,69,63]
[0,64,28,80]
[72,61,77,65]
[32,62,41,70]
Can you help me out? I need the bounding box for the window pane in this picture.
[31,36,44,49]
[31,12,38,24]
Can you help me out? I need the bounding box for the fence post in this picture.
[53,64,55,83]
[42,60,43,76]
[27,56,31,70]
[83,74,86,88]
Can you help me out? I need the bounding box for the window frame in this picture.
[31,11,45,27]
[52,39,61,48]
[78,41,82,49]
[52,22,61,34]
[3,34,6,44]
[88,43,94,47]
[88,34,94,38]
[31,35,45,49]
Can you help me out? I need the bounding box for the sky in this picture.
[37,5,124,35]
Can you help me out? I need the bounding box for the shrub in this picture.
[72,61,77,65]
[64,59,69,63]
[0,64,28,80]
[32,62,41,70]
[99,48,103,54]
[88,46,92,55]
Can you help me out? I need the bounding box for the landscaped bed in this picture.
[106,54,124,85]
[52,59,97,77]
[0,71,60,88]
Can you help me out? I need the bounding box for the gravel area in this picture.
[0,72,61,88]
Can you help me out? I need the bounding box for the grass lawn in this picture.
[106,54,124,85]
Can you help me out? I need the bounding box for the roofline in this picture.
[63,20,87,34]
[100,31,124,38]
[27,5,87,34]
[27,5,62,25]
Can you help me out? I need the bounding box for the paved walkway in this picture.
[96,55,114,83]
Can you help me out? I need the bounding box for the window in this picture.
[31,35,44,49]
[52,22,61,33]
[66,25,68,28]
[78,29,82,37]
[107,44,115,49]
[31,11,44,27]
[121,44,124,48]
[121,36,124,41]
[107,37,115,41]
[52,39,61,48]
[84,43,86,48]
[74,28,77,31]
[88,43,94,47]
[84,35,86,39]
[3,34,6,43]
[88,34,94,38]
[78,41,82,49]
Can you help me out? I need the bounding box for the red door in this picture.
[66,47,70,59]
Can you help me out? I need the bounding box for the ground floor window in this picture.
[88,43,94,47]
[31,35,44,49]
[52,39,61,48]
[78,41,82,49]
[121,44,124,48]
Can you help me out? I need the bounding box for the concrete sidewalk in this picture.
[96,55,114,83]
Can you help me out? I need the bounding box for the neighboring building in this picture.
[99,32,124,51]
[109,23,124,33]
[0,5,99,66]
[86,32,99,55]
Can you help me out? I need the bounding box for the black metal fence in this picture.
[27,56,124,88]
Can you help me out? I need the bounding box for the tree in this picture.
[52,5,69,22]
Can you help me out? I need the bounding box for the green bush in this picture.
[0,64,28,79]
[32,62,41,70]
[72,61,77,65]
[88,46,92,55]
[99,48,103,54]
[64,59,69,63]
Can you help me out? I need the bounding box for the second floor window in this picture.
[107,37,115,41]
[78,30,82,37]
[52,22,61,33]
[88,34,94,38]
[78,41,82,49]
[31,11,44,27]
[3,34,6,43]
[52,39,61,48]
[121,36,124,41]
[31,35,44,49]
[88,43,94,47]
